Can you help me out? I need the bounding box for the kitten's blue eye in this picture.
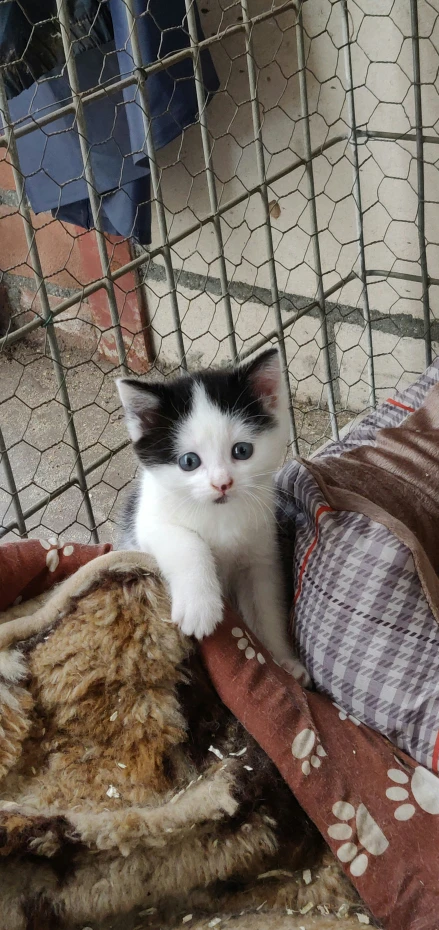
[232,442,254,460]
[178,452,201,471]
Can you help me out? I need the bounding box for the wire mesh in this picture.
[0,0,438,545]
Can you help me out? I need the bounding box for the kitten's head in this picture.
[116,348,289,507]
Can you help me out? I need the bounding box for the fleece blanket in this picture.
[0,545,360,930]
[0,531,438,930]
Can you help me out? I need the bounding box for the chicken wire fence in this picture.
[0,0,437,545]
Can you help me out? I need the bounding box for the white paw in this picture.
[279,656,312,688]
[171,580,223,640]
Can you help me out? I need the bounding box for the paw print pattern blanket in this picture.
[205,362,439,930]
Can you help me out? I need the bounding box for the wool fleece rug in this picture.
[0,544,362,930]
[0,537,438,930]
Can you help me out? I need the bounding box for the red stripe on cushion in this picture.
[294,504,333,604]
[386,398,415,413]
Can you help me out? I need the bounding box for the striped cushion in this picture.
[277,360,439,771]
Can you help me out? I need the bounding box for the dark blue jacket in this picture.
[0,0,113,100]
[2,1,219,242]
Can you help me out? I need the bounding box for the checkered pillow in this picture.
[277,361,439,772]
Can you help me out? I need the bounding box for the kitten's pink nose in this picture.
[211,478,233,493]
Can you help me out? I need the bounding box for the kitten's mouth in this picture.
[213,493,228,504]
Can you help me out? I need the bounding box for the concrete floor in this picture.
[0,340,134,544]
[0,339,350,546]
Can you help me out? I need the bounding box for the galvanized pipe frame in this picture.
[185,0,238,366]
[0,270,357,539]
[296,5,339,440]
[0,440,130,539]
[340,0,376,411]
[0,132,349,352]
[56,0,129,377]
[410,0,431,367]
[0,118,434,351]
[0,0,301,148]
[123,0,187,371]
[0,0,435,540]
[0,0,433,354]
[0,424,27,537]
[240,0,301,451]
[0,73,99,542]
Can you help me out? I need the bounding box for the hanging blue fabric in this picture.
[2,0,218,243]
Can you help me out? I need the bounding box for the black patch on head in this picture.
[123,349,277,469]
[197,364,275,432]
[128,376,196,467]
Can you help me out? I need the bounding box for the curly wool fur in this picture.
[0,555,362,930]
[0,652,32,781]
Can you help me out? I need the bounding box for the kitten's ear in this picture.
[243,347,282,413]
[116,379,160,443]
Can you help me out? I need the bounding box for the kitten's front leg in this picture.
[140,525,223,639]
[243,559,311,687]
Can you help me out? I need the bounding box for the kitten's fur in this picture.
[116,348,309,683]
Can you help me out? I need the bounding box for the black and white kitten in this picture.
[116,347,309,684]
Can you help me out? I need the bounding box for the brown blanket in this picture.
[303,381,439,625]
[1,538,439,930]
[0,543,360,930]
